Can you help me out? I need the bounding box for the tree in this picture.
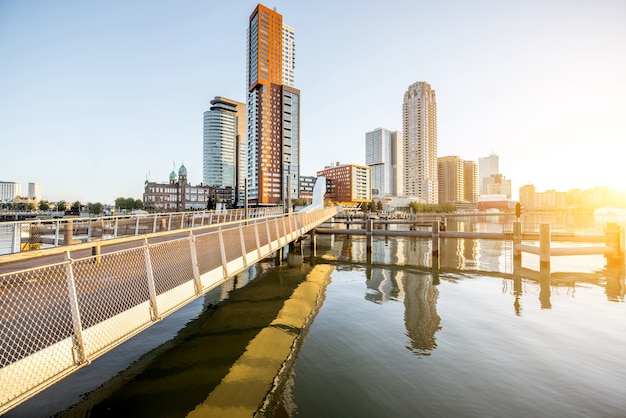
[89,202,103,215]
[56,200,67,211]
[115,197,126,210]
[38,200,50,211]
[376,200,383,211]
[133,199,143,210]
[71,201,81,210]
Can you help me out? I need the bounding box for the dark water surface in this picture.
[7,214,626,417]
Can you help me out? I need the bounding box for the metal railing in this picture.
[0,207,283,255]
[0,207,339,414]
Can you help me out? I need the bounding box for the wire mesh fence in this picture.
[0,207,338,414]
[0,207,284,256]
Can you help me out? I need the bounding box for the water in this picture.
[7,214,626,417]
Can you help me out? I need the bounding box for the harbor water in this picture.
[6,214,626,417]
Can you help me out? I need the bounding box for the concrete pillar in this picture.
[513,221,522,258]
[539,223,551,265]
[431,221,439,256]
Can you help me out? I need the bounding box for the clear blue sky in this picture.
[1,0,625,204]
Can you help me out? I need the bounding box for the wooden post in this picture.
[513,221,522,259]
[366,217,373,254]
[64,219,74,246]
[539,223,551,265]
[431,221,439,256]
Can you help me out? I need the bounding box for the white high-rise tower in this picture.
[403,81,438,203]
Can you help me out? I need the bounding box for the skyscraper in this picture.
[478,153,499,195]
[463,160,478,204]
[437,156,464,204]
[202,97,246,205]
[365,128,403,197]
[403,82,438,204]
[246,4,300,205]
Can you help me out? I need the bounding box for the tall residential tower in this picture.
[365,128,403,197]
[246,4,300,205]
[203,97,246,205]
[403,82,438,204]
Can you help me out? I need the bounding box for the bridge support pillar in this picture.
[309,229,317,256]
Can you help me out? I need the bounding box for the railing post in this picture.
[254,222,262,259]
[152,215,157,234]
[189,232,202,295]
[87,219,92,243]
[143,238,160,321]
[218,226,229,279]
[54,220,60,247]
[167,214,172,231]
[135,216,140,236]
[239,225,247,267]
[266,220,273,251]
[275,218,281,247]
[64,251,87,365]
[113,217,119,238]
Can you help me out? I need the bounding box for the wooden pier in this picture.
[315,217,624,265]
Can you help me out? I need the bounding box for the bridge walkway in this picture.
[0,207,339,414]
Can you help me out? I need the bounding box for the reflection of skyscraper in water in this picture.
[365,268,403,304]
[403,273,441,354]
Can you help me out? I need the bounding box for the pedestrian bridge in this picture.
[0,206,339,414]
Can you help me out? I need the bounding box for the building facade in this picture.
[437,156,464,204]
[27,182,41,201]
[246,4,300,205]
[478,153,499,196]
[317,163,371,204]
[365,128,403,197]
[0,181,21,201]
[403,82,438,204]
[298,175,316,202]
[463,160,479,204]
[203,97,246,206]
[143,164,235,212]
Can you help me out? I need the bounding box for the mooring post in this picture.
[431,221,439,256]
[64,219,76,246]
[366,217,373,254]
[539,223,551,265]
[513,221,522,259]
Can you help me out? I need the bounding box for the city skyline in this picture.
[1,1,625,203]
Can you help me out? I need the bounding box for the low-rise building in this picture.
[317,162,371,205]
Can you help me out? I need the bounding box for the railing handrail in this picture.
[0,210,303,264]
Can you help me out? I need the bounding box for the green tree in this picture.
[38,200,50,211]
[133,199,143,210]
[89,202,103,215]
[71,201,81,210]
[56,200,67,212]
[376,200,383,211]
[115,197,125,210]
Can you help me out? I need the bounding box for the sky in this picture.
[1,0,625,204]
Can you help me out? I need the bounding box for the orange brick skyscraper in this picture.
[246,4,300,206]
